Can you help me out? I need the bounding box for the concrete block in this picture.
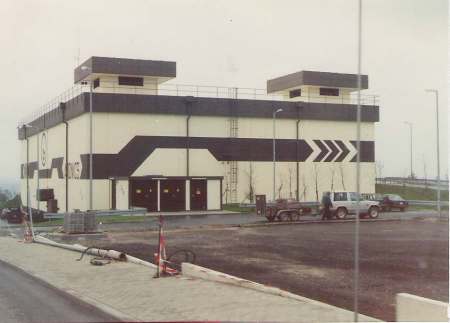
[396,293,449,322]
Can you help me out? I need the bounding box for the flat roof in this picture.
[267,70,369,93]
[74,56,176,83]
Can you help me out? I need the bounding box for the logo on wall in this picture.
[67,162,81,179]
[41,132,48,167]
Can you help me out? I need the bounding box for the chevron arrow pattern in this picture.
[312,139,355,162]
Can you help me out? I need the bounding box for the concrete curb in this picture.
[181,263,378,321]
[0,257,140,322]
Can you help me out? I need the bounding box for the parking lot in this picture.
[95,216,448,321]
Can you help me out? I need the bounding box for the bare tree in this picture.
[338,163,346,190]
[301,174,307,201]
[288,166,294,198]
[376,161,384,184]
[223,177,230,204]
[244,162,256,203]
[313,164,320,202]
[330,163,336,192]
[422,154,429,193]
[277,172,285,199]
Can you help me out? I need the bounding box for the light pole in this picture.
[425,89,441,219]
[81,66,93,210]
[354,0,362,321]
[272,108,283,201]
[404,122,413,178]
[21,124,35,239]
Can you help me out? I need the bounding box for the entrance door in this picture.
[160,180,185,212]
[111,179,116,210]
[190,180,207,211]
[131,180,157,212]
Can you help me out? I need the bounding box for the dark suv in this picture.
[379,194,408,212]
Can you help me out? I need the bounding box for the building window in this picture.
[118,76,144,86]
[289,89,301,98]
[319,87,339,96]
[93,78,100,89]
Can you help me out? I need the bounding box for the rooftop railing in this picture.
[18,81,379,127]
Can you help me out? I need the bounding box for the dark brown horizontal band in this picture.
[18,93,379,140]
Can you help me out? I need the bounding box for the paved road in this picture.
[0,259,118,323]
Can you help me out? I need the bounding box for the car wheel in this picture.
[335,207,348,220]
[368,206,379,219]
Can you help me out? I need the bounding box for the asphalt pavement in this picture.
[0,259,118,323]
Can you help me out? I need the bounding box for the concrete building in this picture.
[19,57,379,213]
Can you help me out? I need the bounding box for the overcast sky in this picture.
[0,0,448,186]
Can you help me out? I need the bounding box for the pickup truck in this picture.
[325,191,380,219]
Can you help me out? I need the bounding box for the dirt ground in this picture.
[92,218,448,321]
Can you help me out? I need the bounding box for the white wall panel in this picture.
[207,180,221,210]
[116,180,129,210]
[132,148,187,177]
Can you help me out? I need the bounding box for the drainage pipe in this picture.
[34,236,156,268]
[34,236,126,261]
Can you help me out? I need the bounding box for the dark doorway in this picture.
[160,180,185,212]
[130,179,157,212]
[190,180,207,211]
[111,180,116,210]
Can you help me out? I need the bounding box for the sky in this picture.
[0,0,448,188]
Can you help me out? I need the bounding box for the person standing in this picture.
[321,192,333,220]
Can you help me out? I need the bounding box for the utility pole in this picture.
[425,89,441,219]
[354,0,362,321]
[272,108,283,201]
[404,122,413,178]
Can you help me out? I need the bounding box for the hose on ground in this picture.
[77,246,112,266]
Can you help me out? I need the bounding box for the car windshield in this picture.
[388,194,403,201]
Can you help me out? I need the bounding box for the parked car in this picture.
[379,194,408,212]
[324,191,380,219]
[0,207,45,224]
[0,208,24,224]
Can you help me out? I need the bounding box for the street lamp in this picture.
[81,65,93,211]
[20,124,35,239]
[272,108,283,201]
[403,122,413,178]
[425,89,441,219]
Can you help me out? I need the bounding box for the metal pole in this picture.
[354,0,362,321]
[36,131,40,212]
[24,126,35,239]
[410,125,413,178]
[435,91,441,219]
[89,81,93,210]
[272,109,283,201]
[273,111,276,201]
[425,89,441,219]
[404,122,413,178]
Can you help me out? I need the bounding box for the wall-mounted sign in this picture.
[67,161,81,179]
